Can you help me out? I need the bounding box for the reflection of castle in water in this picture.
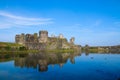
[14,52,80,72]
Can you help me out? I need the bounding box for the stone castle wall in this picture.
[15,30,79,50]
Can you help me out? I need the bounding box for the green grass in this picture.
[0,49,75,54]
[0,42,22,47]
[45,49,75,53]
[0,50,39,54]
[0,42,76,54]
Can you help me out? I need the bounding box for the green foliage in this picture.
[4,46,11,50]
[89,47,98,49]
[0,42,22,46]
[0,42,24,51]
[46,49,74,53]
[19,46,26,51]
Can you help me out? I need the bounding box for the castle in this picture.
[15,30,77,50]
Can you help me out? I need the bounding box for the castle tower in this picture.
[21,33,25,43]
[15,35,20,43]
[15,33,25,45]
[39,30,48,43]
[25,34,31,42]
[70,37,75,44]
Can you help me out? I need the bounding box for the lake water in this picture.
[0,52,120,80]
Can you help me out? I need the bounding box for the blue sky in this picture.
[0,0,120,46]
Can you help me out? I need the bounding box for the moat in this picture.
[0,52,120,80]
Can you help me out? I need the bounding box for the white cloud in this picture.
[0,11,54,29]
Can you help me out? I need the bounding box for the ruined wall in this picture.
[47,37,70,50]
[15,33,25,45]
[15,30,78,50]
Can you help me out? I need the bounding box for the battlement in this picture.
[39,30,48,34]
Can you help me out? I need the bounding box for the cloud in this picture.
[0,11,53,29]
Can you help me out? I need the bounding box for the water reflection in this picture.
[1,52,120,80]
[14,52,81,72]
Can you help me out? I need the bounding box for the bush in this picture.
[19,46,26,51]
[4,46,11,50]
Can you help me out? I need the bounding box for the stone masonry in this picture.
[15,30,79,50]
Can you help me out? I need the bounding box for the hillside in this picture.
[0,42,22,47]
[0,42,25,51]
